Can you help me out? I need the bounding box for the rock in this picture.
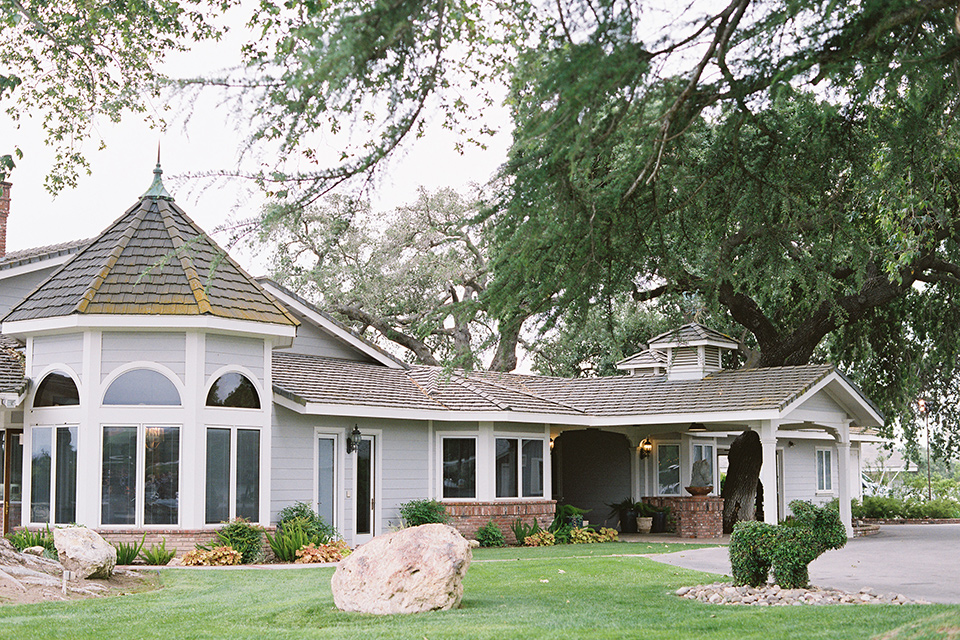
[22,546,45,557]
[53,527,116,579]
[675,586,691,596]
[674,582,924,607]
[331,524,471,614]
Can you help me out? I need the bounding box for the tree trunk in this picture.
[721,429,763,534]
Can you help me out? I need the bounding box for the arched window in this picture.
[34,372,79,407]
[206,373,260,409]
[103,369,181,406]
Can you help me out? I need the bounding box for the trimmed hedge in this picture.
[852,496,960,520]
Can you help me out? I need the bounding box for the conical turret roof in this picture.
[4,168,298,326]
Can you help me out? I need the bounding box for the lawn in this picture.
[0,542,955,640]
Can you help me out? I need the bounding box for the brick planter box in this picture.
[442,500,556,544]
[642,496,724,539]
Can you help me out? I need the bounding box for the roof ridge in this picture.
[450,373,513,411]
[404,370,454,410]
[76,204,147,314]
[159,201,214,315]
[468,373,589,415]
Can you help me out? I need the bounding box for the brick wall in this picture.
[0,181,9,257]
[95,527,278,558]
[443,500,556,544]
[642,496,724,539]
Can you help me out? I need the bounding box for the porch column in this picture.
[834,422,854,539]
[759,420,779,525]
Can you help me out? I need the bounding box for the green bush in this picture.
[214,518,264,564]
[730,500,847,589]
[266,518,316,562]
[510,518,541,545]
[114,533,146,565]
[7,526,54,552]
[917,498,960,519]
[276,502,337,543]
[858,495,907,519]
[399,499,449,526]
[140,539,175,565]
[475,521,506,547]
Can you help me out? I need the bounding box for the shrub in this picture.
[114,533,146,565]
[182,546,241,566]
[266,518,316,563]
[276,502,337,543]
[7,526,54,552]
[858,495,907,519]
[596,527,619,542]
[140,539,175,566]
[524,530,555,547]
[214,518,263,564]
[551,504,589,531]
[510,518,541,545]
[296,540,351,563]
[917,498,960,519]
[570,527,600,544]
[399,499,449,526]
[475,521,506,547]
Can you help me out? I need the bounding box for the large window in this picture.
[495,437,544,499]
[30,426,77,524]
[34,372,79,407]
[103,369,180,406]
[658,444,680,495]
[817,448,833,493]
[101,425,180,525]
[205,427,260,524]
[206,373,260,409]
[442,437,476,499]
[691,443,714,488]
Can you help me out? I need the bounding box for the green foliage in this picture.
[7,526,54,552]
[214,519,263,564]
[398,499,449,527]
[114,534,146,565]
[510,518,541,546]
[266,519,317,563]
[276,502,337,544]
[522,530,556,547]
[475,521,506,548]
[730,501,847,589]
[140,539,175,566]
[182,546,241,567]
[852,495,960,520]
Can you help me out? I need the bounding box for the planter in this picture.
[651,511,667,533]
[685,485,713,496]
[636,516,653,534]
[619,511,637,534]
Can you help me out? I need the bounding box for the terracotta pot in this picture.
[684,485,713,496]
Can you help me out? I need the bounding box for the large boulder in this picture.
[54,527,116,579]
[331,523,471,614]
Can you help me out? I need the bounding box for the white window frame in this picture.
[493,434,546,500]
[437,433,479,501]
[99,422,182,528]
[657,442,682,496]
[691,441,716,490]
[816,447,834,494]
[313,430,341,534]
[28,424,79,526]
[203,425,263,527]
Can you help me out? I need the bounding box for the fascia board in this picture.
[778,371,883,427]
[0,253,75,279]
[3,315,297,342]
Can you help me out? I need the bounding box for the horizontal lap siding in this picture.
[271,406,318,522]
[0,269,58,319]
[206,334,265,384]
[277,322,373,361]
[32,334,84,381]
[101,332,186,383]
[379,420,429,530]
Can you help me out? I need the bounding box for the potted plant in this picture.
[607,498,638,534]
[650,504,671,533]
[634,502,657,534]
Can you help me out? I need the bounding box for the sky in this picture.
[0,11,512,275]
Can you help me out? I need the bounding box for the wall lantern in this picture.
[346,424,362,454]
[638,438,653,459]
[688,422,708,433]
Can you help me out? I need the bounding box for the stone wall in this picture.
[442,500,556,544]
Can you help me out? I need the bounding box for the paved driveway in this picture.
[649,524,960,604]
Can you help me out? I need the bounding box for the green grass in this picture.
[472,541,719,560]
[0,544,955,639]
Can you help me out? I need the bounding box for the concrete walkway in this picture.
[648,524,960,604]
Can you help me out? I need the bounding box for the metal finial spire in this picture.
[141,146,174,200]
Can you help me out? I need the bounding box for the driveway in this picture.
[649,524,960,604]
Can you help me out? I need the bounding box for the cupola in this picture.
[617,323,739,380]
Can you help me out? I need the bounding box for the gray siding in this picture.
[378,418,430,529]
[781,439,839,507]
[101,332,186,383]
[0,267,59,319]
[278,320,376,362]
[32,334,83,381]
[206,334,265,383]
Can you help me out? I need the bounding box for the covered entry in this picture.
[552,429,631,527]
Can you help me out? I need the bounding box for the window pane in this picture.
[34,373,79,407]
[356,439,372,535]
[205,428,230,524]
[658,444,680,495]
[522,439,544,498]
[30,428,51,523]
[144,426,179,525]
[236,429,260,522]
[54,427,77,523]
[495,438,518,498]
[442,438,476,499]
[692,444,713,487]
[103,369,180,406]
[102,427,137,525]
[317,437,335,526]
[206,373,260,408]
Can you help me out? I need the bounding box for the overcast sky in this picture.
[0,12,511,274]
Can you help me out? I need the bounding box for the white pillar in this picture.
[835,423,854,539]
[760,420,779,525]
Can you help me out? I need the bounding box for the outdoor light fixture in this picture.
[638,438,653,459]
[688,422,708,432]
[346,424,362,454]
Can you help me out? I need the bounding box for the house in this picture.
[0,170,884,550]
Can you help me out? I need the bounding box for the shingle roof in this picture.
[648,323,738,348]
[0,338,25,395]
[4,178,298,326]
[616,348,667,368]
[0,238,90,272]
[272,352,840,419]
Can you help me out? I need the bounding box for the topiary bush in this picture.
[475,521,506,547]
[214,518,264,564]
[729,500,847,589]
[399,499,449,526]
